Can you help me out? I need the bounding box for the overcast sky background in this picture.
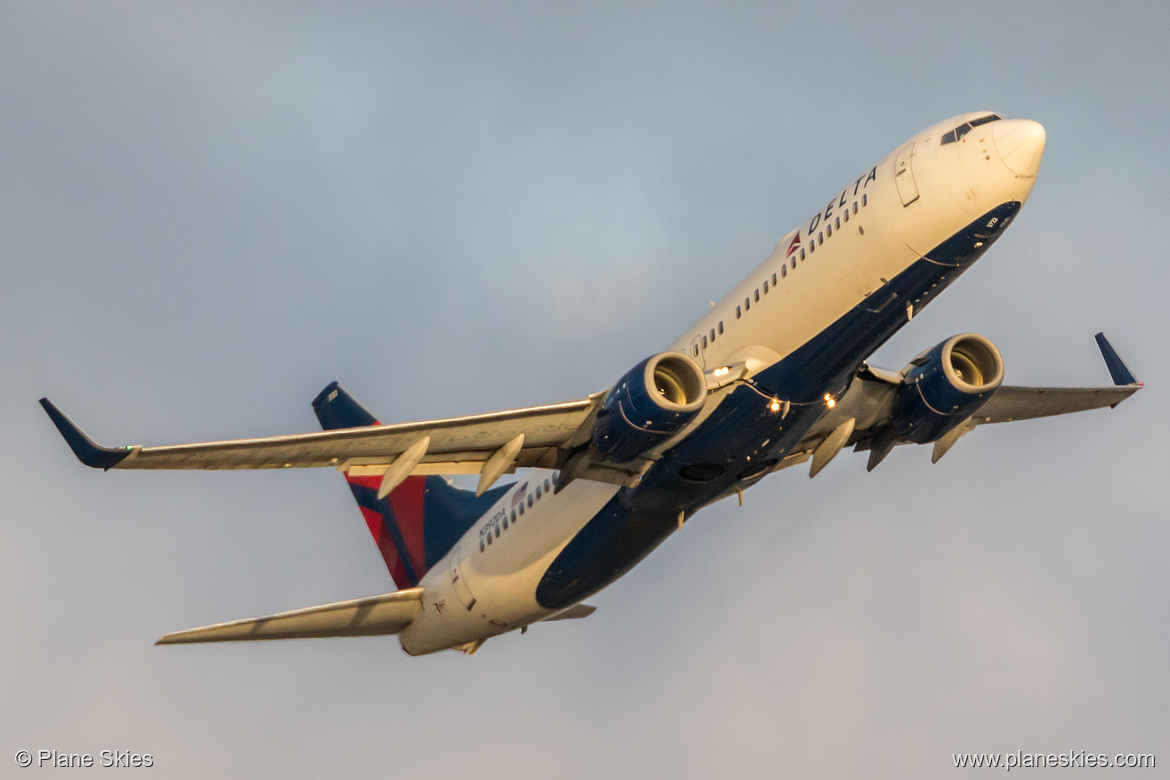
[2,2,1167,777]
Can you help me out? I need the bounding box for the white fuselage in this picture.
[400,112,1045,654]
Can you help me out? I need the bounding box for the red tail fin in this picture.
[312,382,510,588]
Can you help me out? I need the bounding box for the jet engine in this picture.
[591,352,707,463]
[891,333,1003,443]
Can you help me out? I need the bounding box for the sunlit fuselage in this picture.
[400,113,1046,654]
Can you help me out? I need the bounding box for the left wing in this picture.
[40,392,604,492]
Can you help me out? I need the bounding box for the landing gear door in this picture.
[450,548,477,611]
[893,143,920,207]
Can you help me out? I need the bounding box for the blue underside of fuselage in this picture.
[535,201,1021,610]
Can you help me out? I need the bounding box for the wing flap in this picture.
[155,587,424,644]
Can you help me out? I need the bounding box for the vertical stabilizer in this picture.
[311,382,508,588]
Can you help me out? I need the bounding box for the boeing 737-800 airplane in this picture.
[43,112,1140,655]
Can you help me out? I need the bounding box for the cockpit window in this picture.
[940,114,1003,145]
[969,114,1002,128]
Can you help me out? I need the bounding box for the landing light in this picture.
[824,393,836,409]
[769,398,782,413]
[714,366,730,376]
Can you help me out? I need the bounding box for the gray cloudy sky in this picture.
[3,2,1167,777]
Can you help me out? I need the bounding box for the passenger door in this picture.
[450,546,477,611]
[893,143,920,206]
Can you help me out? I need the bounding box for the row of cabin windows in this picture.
[731,194,868,323]
[480,474,558,551]
[698,320,725,351]
[686,191,875,358]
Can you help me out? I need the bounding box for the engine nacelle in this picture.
[891,333,1004,444]
[591,352,707,463]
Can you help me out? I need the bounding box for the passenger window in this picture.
[502,515,508,530]
[693,344,699,356]
[818,232,823,245]
[745,297,750,311]
[544,478,551,492]
[753,290,759,302]
[511,509,517,523]
[799,249,805,261]
[702,335,708,348]
[551,472,558,486]
[772,273,777,286]
[718,321,724,335]
[862,194,868,207]
[709,328,715,342]
[536,485,542,499]
[843,209,849,223]
[781,265,787,278]
[527,494,534,508]
[852,202,858,214]
[487,533,492,545]
[480,540,485,552]
[518,503,524,516]
[835,217,840,229]
[763,280,769,293]
[736,305,741,318]
[826,224,832,238]
[809,241,815,254]
[494,525,500,538]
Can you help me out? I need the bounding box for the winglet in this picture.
[39,398,132,470]
[1094,333,1141,386]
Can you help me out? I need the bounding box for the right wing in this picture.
[973,384,1139,424]
[974,332,1140,424]
[778,332,1141,474]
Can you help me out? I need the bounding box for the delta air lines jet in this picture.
[42,112,1141,655]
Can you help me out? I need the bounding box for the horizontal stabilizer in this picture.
[541,603,596,622]
[156,587,423,644]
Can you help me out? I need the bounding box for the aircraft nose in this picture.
[992,119,1046,177]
